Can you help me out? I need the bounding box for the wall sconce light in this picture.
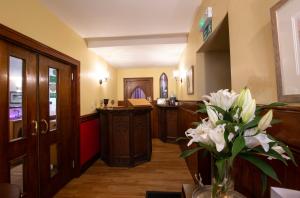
[99,78,108,85]
[173,69,186,83]
[99,72,109,85]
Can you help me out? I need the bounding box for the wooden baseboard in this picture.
[80,152,101,174]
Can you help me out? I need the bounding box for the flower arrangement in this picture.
[180,88,296,197]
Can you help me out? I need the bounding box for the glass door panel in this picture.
[49,68,58,131]
[8,56,24,141]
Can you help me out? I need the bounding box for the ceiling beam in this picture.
[85,33,188,48]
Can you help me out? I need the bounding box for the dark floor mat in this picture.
[145,191,181,198]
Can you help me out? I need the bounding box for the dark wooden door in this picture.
[0,41,39,197]
[124,78,153,100]
[38,55,74,197]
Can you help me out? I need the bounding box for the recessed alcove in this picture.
[197,14,231,94]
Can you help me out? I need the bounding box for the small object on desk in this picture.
[128,98,152,107]
[169,96,176,106]
[157,98,167,105]
[271,187,300,198]
[110,99,115,106]
[103,99,109,107]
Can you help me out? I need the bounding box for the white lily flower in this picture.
[207,106,219,126]
[228,133,235,142]
[234,126,239,132]
[208,124,226,152]
[241,99,256,123]
[185,119,214,146]
[268,145,290,160]
[203,89,238,111]
[244,128,273,152]
[258,110,273,131]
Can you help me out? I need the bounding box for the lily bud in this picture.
[236,88,252,108]
[258,110,273,131]
[236,88,246,108]
[243,89,252,108]
[207,106,219,126]
[241,99,256,123]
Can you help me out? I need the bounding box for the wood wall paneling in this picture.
[79,112,100,173]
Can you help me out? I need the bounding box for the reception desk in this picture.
[97,106,152,167]
[156,105,179,142]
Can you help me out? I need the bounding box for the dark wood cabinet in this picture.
[98,107,152,167]
[157,105,179,142]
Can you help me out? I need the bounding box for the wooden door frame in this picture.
[0,24,81,178]
[123,77,153,100]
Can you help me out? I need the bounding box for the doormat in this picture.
[145,191,181,198]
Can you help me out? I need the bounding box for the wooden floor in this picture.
[55,139,193,198]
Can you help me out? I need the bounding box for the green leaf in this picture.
[261,174,267,196]
[231,135,245,162]
[209,105,226,115]
[242,116,261,130]
[256,102,287,115]
[191,122,200,126]
[180,147,202,158]
[216,120,230,125]
[197,103,207,113]
[176,137,189,142]
[239,153,280,183]
[279,143,297,166]
[252,147,287,166]
[216,159,226,180]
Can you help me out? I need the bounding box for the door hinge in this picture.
[72,160,75,168]
[71,73,74,80]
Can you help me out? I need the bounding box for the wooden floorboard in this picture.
[55,139,194,198]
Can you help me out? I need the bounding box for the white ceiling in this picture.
[41,0,201,67]
[90,44,186,68]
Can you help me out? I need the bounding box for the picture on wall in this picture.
[10,91,22,105]
[271,0,300,102]
[186,65,194,95]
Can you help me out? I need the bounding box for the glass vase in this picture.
[211,157,234,198]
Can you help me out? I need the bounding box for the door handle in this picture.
[31,120,38,136]
[40,119,49,134]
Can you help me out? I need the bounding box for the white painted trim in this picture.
[86,33,188,47]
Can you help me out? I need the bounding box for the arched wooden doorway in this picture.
[124,78,153,101]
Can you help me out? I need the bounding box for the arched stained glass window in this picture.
[131,87,146,99]
[160,73,168,98]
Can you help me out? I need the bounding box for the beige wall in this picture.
[177,0,230,100]
[117,67,177,101]
[228,0,279,104]
[0,0,117,115]
[177,0,280,104]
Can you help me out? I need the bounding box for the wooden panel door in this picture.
[124,78,153,100]
[0,41,39,197]
[38,55,74,198]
